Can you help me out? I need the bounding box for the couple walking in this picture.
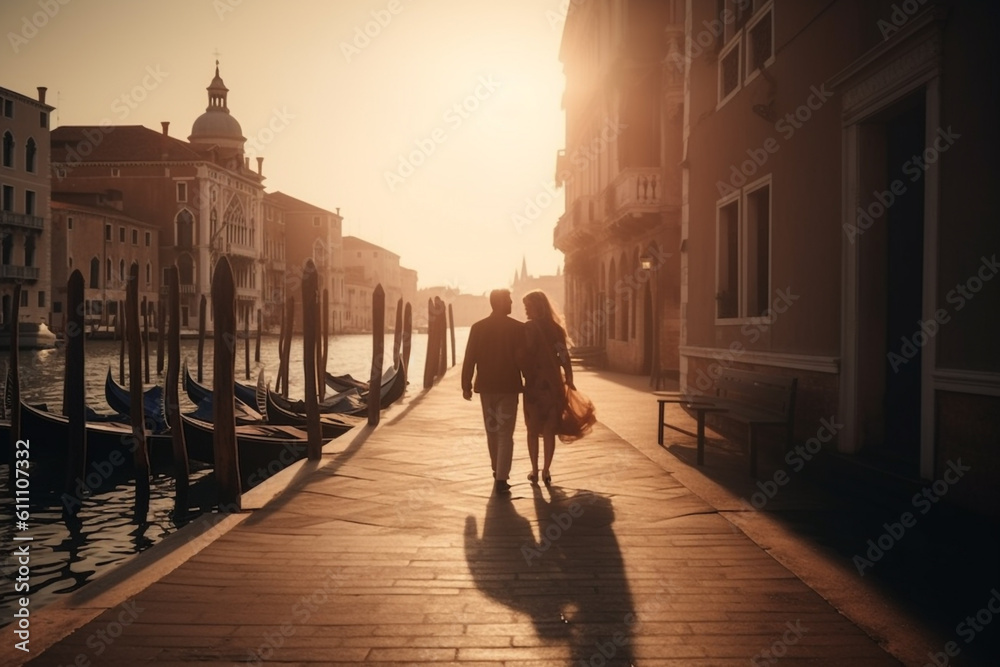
[461,288,574,494]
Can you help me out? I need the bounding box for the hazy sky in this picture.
[1,0,570,295]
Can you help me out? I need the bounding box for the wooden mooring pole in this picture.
[255,309,262,363]
[197,294,207,384]
[165,266,190,515]
[7,285,21,490]
[369,285,385,426]
[126,264,150,518]
[118,300,125,385]
[156,299,165,375]
[392,297,403,367]
[212,257,241,509]
[319,289,329,401]
[302,261,322,460]
[436,297,447,378]
[402,302,412,378]
[142,296,150,385]
[64,271,86,511]
[448,303,456,368]
[280,297,295,400]
[423,298,436,389]
[244,304,251,381]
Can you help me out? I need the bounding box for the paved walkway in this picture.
[15,368,908,666]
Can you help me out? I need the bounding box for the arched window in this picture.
[175,210,194,249]
[2,131,13,168]
[90,257,100,288]
[25,138,36,173]
[106,258,112,282]
[119,259,125,283]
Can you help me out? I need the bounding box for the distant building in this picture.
[50,64,266,331]
[554,0,685,374]
[0,85,53,330]
[415,287,488,329]
[510,257,565,323]
[343,235,415,332]
[50,192,159,332]
[264,191,344,333]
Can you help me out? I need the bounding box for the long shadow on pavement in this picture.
[464,485,636,666]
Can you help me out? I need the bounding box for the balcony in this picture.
[554,194,598,253]
[0,265,40,281]
[0,211,44,231]
[223,241,257,259]
[158,284,197,295]
[236,286,259,301]
[605,168,675,235]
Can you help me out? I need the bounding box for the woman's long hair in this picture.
[523,289,573,348]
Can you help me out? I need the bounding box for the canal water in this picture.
[0,328,470,624]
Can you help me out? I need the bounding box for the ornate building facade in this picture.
[555,0,685,375]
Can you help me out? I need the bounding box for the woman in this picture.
[521,289,573,485]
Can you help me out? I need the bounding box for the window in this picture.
[105,223,112,241]
[25,190,35,215]
[53,301,62,314]
[313,216,320,227]
[24,235,35,267]
[25,138,36,173]
[106,258,112,282]
[146,262,151,285]
[3,99,13,118]
[176,210,194,248]
[718,37,741,105]
[745,5,774,80]
[20,291,27,307]
[716,179,771,320]
[131,229,138,245]
[2,185,13,211]
[39,112,47,129]
[90,258,99,288]
[111,167,120,177]
[68,256,73,268]
[145,231,151,246]
[119,259,125,283]
[118,226,125,243]
[176,182,187,202]
[2,131,13,168]
[67,216,74,230]
[37,291,45,308]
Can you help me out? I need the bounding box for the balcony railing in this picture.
[612,168,663,213]
[223,241,257,259]
[159,284,197,295]
[0,265,40,281]
[236,286,258,300]
[0,211,44,231]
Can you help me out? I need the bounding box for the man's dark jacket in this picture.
[462,312,524,394]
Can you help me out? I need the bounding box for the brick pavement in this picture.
[17,368,901,666]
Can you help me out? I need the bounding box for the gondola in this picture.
[182,362,259,411]
[261,370,364,416]
[260,381,364,437]
[104,368,167,433]
[1,400,172,466]
[179,413,312,490]
[324,371,370,394]
[323,363,407,411]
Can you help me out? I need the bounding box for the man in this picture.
[462,289,524,494]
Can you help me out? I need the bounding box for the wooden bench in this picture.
[656,368,797,477]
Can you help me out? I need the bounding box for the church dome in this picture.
[188,62,245,150]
